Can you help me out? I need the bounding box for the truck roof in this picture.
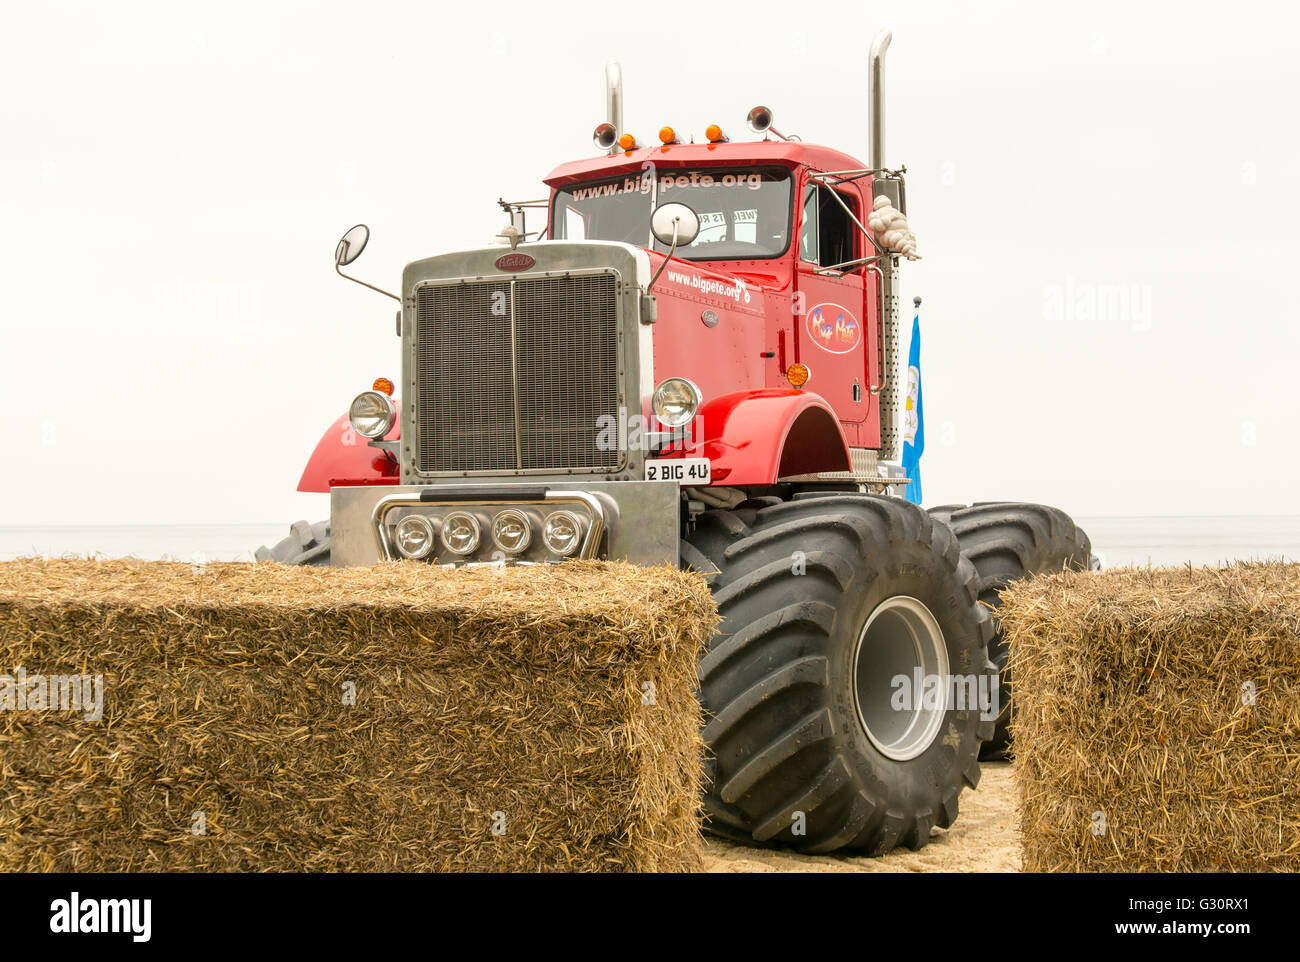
[542,140,869,188]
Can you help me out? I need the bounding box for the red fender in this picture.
[297,392,849,491]
[297,412,400,492]
[679,389,852,486]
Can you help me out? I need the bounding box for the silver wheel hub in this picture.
[852,595,949,761]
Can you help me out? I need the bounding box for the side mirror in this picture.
[333,223,400,303]
[335,224,370,267]
[650,203,700,248]
[647,204,701,296]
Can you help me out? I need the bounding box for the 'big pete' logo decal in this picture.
[494,252,535,272]
[806,303,861,354]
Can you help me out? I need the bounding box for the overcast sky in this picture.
[2,0,1297,525]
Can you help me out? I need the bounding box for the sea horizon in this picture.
[1,515,1298,568]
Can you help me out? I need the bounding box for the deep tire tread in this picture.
[927,502,1091,760]
[255,520,331,566]
[686,492,995,855]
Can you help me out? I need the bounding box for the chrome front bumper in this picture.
[329,480,680,567]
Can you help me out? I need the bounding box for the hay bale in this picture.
[0,558,717,872]
[1001,562,1300,872]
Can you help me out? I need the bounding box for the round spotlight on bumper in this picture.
[394,515,435,560]
[349,390,396,439]
[652,377,703,428]
[440,512,482,556]
[492,509,533,554]
[542,511,585,557]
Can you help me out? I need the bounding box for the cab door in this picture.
[793,173,872,445]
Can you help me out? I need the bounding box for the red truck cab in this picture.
[544,140,885,452]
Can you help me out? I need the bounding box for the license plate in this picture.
[645,457,712,484]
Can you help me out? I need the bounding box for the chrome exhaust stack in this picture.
[869,29,891,172]
[868,30,904,213]
[868,29,903,463]
[604,61,623,155]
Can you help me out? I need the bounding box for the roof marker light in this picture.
[658,126,679,145]
[617,133,638,151]
[705,124,729,143]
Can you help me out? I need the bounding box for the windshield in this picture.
[550,166,793,260]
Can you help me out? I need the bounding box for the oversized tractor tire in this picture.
[926,502,1092,760]
[682,492,996,854]
[255,520,332,566]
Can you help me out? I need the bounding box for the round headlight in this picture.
[440,512,481,556]
[542,511,585,557]
[349,391,396,439]
[652,377,703,428]
[394,515,435,559]
[492,509,533,554]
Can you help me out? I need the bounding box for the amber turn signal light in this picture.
[372,377,395,396]
[785,363,810,388]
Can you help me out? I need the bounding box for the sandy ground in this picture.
[703,761,1018,872]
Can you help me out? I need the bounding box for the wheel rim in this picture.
[853,595,949,761]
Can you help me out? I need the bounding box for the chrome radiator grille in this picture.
[413,272,623,475]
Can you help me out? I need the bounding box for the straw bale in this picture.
[1001,562,1300,871]
[0,558,717,872]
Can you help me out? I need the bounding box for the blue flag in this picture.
[901,308,924,504]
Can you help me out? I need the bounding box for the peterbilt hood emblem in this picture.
[494,252,535,272]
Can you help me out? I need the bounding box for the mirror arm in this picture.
[335,262,401,302]
[647,223,680,294]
